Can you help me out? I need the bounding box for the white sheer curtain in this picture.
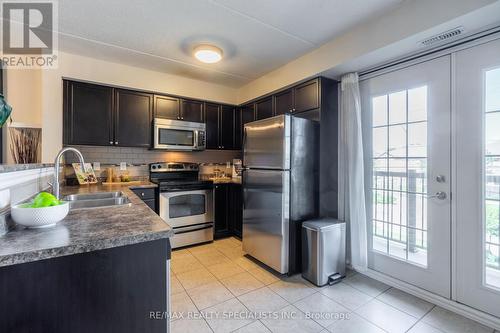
[339,73,368,271]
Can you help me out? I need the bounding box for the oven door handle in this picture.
[161,187,212,192]
[174,223,213,235]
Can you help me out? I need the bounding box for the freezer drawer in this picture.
[243,115,290,170]
[242,169,289,273]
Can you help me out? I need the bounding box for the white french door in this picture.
[455,38,500,317]
[360,56,452,298]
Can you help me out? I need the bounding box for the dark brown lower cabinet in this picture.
[230,184,243,239]
[0,239,170,333]
[214,184,231,238]
[131,187,158,213]
[214,183,243,239]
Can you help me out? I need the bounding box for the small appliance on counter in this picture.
[149,162,213,248]
[232,159,242,179]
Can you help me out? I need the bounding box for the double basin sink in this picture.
[64,191,131,210]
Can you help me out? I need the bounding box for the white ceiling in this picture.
[58,0,404,87]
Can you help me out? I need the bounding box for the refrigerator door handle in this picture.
[242,169,247,209]
[242,127,247,159]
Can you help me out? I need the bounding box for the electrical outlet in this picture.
[93,162,101,171]
[120,162,127,171]
[0,189,10,210]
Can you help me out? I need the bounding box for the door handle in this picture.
[427,191,447,200]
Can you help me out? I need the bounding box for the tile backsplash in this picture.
[66,145,242,165]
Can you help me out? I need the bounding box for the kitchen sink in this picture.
[64,192,131,210]
[64,191,125,201]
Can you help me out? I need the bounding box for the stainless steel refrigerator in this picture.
[242,114,319,274]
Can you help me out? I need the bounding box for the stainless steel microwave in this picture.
[153,118,206,150]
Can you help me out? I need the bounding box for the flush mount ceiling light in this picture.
[193,44,223,63]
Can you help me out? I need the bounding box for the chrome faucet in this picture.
[53,147,86,200]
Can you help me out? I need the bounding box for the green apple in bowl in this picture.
[31,192,62,208]
[11,192,69,228]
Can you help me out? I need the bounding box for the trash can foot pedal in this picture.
[328,273,343,285]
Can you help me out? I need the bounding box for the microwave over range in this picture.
[153,118,206,151]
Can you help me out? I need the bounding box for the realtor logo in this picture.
[1,0,58,68]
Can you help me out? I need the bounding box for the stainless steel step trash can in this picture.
[302,218,346,287]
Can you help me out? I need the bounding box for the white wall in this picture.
[236,0,498,103]
[3,68,42,163]
[39,52,239,162]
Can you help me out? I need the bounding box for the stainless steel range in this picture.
[150,162,214,249]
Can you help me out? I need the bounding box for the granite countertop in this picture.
[0,181,173,268]
[0,163,54,173]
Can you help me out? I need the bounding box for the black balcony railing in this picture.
[485,174,500,270]
[373,169,427,252]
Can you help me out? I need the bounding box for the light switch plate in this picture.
[120,162,127,171]
[93,162,101,171]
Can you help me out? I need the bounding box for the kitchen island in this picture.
[0,183,173,333]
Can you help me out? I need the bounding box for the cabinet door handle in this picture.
[109,141,113,145]
[181,117,184,120]
[115,141,118,145]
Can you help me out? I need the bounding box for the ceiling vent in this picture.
[420,27,465,46]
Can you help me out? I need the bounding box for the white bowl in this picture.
[11,201,70,228]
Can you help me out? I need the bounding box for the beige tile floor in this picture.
[170,237,497,333]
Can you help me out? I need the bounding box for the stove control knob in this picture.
[152,165,157,170]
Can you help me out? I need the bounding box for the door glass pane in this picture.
[389,90,406,124]
[169,194,205,218]
[408,122,427,158]
[373,95,388,127]
[484,68,500,288]
[388,125,406,157]
[408,86,428,122]
[371,86,428,267]
[373,127,388,158]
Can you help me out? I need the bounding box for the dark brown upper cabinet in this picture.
[220,105,235,149]
[205,103,220,150]
[274,89,293,115]
[205,103,236,150]
[238,78,320,122]
[234,108,242,150]
[180,99,204,122]
[63,81,154,148]
[234,104,255,149]
[293,78,319,113]
[255,97,273,120]
[63,80,113,146]
[114,89,152,147]
[153,95,180,120]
